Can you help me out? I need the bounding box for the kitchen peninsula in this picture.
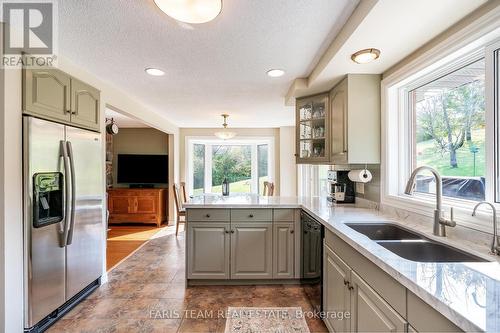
[184,194,500,333]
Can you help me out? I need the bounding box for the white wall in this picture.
[279,126,297,196]
[1,25,24,333]
[0,53,180,332]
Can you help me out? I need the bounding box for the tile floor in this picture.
[48,227,328,333]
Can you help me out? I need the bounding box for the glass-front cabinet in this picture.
[296,93,330,164]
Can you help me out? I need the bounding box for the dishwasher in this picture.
[300,211,324,312]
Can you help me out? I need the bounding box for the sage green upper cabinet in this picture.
[296,93,330,164]
[23,68,101,132]
[70,78,100,131]
[330,74,381,164]
[296,74,380,165]
[330,78,348,164]
[23,68,71,123]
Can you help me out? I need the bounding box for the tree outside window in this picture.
[410,58,486,201]
[188,140,272,195]
[212,145,252,193]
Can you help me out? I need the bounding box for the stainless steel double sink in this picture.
[345,222,488,263]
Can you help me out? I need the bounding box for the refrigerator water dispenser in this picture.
[33,172,64,228]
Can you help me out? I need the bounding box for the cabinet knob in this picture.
[290,230,294,234]
[224,230,230,234]
[348,285,354,291]
[231,230,235,234]
[205,214,210,218]
[343,280,348,286]
[249,214,254,218]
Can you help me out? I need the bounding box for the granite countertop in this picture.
[185,194,500,332]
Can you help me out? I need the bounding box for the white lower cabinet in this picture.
[324,243,406,333]
[187,222,230,279]
[230,222,273,279]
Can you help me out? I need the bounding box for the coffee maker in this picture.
[327,170,355,204]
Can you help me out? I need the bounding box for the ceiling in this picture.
[58,0,359,128]
[288,0,488,100]
[105,109,150,128]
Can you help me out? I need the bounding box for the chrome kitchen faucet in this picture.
[472,202,500,255]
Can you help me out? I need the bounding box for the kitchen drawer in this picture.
[231,209,272,222]
[107,190,158,197]
[273,209,295,222]
[187,209,230,222]
[325,230,406,317]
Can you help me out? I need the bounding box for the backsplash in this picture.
[380,203,499,262]
[349,164,381,203]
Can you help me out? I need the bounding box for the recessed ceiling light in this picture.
[145,68,165,76]
[154,0,222,24]
[351,48,381,64]
[267,69,285,78]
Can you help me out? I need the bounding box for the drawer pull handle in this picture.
[205,214,210,218]
[249,214,254,218]
[348,285,354,291]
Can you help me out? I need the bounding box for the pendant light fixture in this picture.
[153,0,222,24]
[214,114,236,140]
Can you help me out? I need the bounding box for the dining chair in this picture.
[180,182,187,202]
[263,181,275,196]
[173,183,186,236]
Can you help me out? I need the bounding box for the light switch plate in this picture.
[356,182,365,194]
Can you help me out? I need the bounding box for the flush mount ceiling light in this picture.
[267,69,285,77]
[351,48,381,64]
[154,0,222,24]
[214,114,236,140]
[145,67,165,76]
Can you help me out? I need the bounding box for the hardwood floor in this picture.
[49,226,328,333]
[106,224,170,271]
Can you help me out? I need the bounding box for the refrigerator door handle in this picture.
[66,141,77,245]
[59,140,71,247]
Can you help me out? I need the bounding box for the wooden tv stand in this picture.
[107,188,168,227]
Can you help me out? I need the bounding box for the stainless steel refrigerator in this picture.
[23,116,104,332]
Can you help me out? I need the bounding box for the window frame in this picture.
[298,164,330,198]
[382,31,500,233]
[185,136,275,196]
[405,52,487,202]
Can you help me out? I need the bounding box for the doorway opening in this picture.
[104,107,176,270]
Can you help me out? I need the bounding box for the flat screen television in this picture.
[117,154,168,185]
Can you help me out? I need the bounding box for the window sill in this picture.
[381,193,495,235]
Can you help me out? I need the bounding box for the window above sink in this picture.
[382,22,500,232]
